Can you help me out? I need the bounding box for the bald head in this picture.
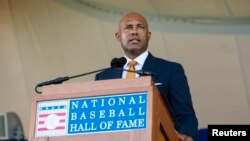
[118,12,149,31]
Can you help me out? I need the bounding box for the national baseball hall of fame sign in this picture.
[35,92,147,137]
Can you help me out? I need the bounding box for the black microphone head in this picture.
[110,57,127,68]
[118,57,127,67]
[111,58,119,67]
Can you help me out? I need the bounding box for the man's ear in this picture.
[115,32,120,41]
[148,31,151,40]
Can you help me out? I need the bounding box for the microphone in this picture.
[111,57,127,68]
[35,57,126,94]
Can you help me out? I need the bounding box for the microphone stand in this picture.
[35,67,157,94]
[35,68,109,94]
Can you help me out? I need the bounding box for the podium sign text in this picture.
[35,92,147,137]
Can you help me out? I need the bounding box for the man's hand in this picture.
[177,132,193,141]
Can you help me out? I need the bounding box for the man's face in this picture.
[115,13,151,58]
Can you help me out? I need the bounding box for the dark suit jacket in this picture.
[95,53,198,140]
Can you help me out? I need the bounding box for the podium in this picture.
[28,76,180,141]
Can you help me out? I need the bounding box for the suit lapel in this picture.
[142,53,159,82]
[142,52,157,72]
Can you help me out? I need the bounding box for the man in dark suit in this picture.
[95,12,198,141]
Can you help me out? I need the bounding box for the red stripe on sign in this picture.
[60,119,66,123]
[39,121,45,124]
[38,126,65,131]
[55,126,65,130]
[39,112,66,118]
[38,127,47,131]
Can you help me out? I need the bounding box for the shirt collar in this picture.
[124,50,149,67]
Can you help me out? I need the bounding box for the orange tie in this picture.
[126,60,137,78]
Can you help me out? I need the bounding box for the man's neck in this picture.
[125,50,148,60]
